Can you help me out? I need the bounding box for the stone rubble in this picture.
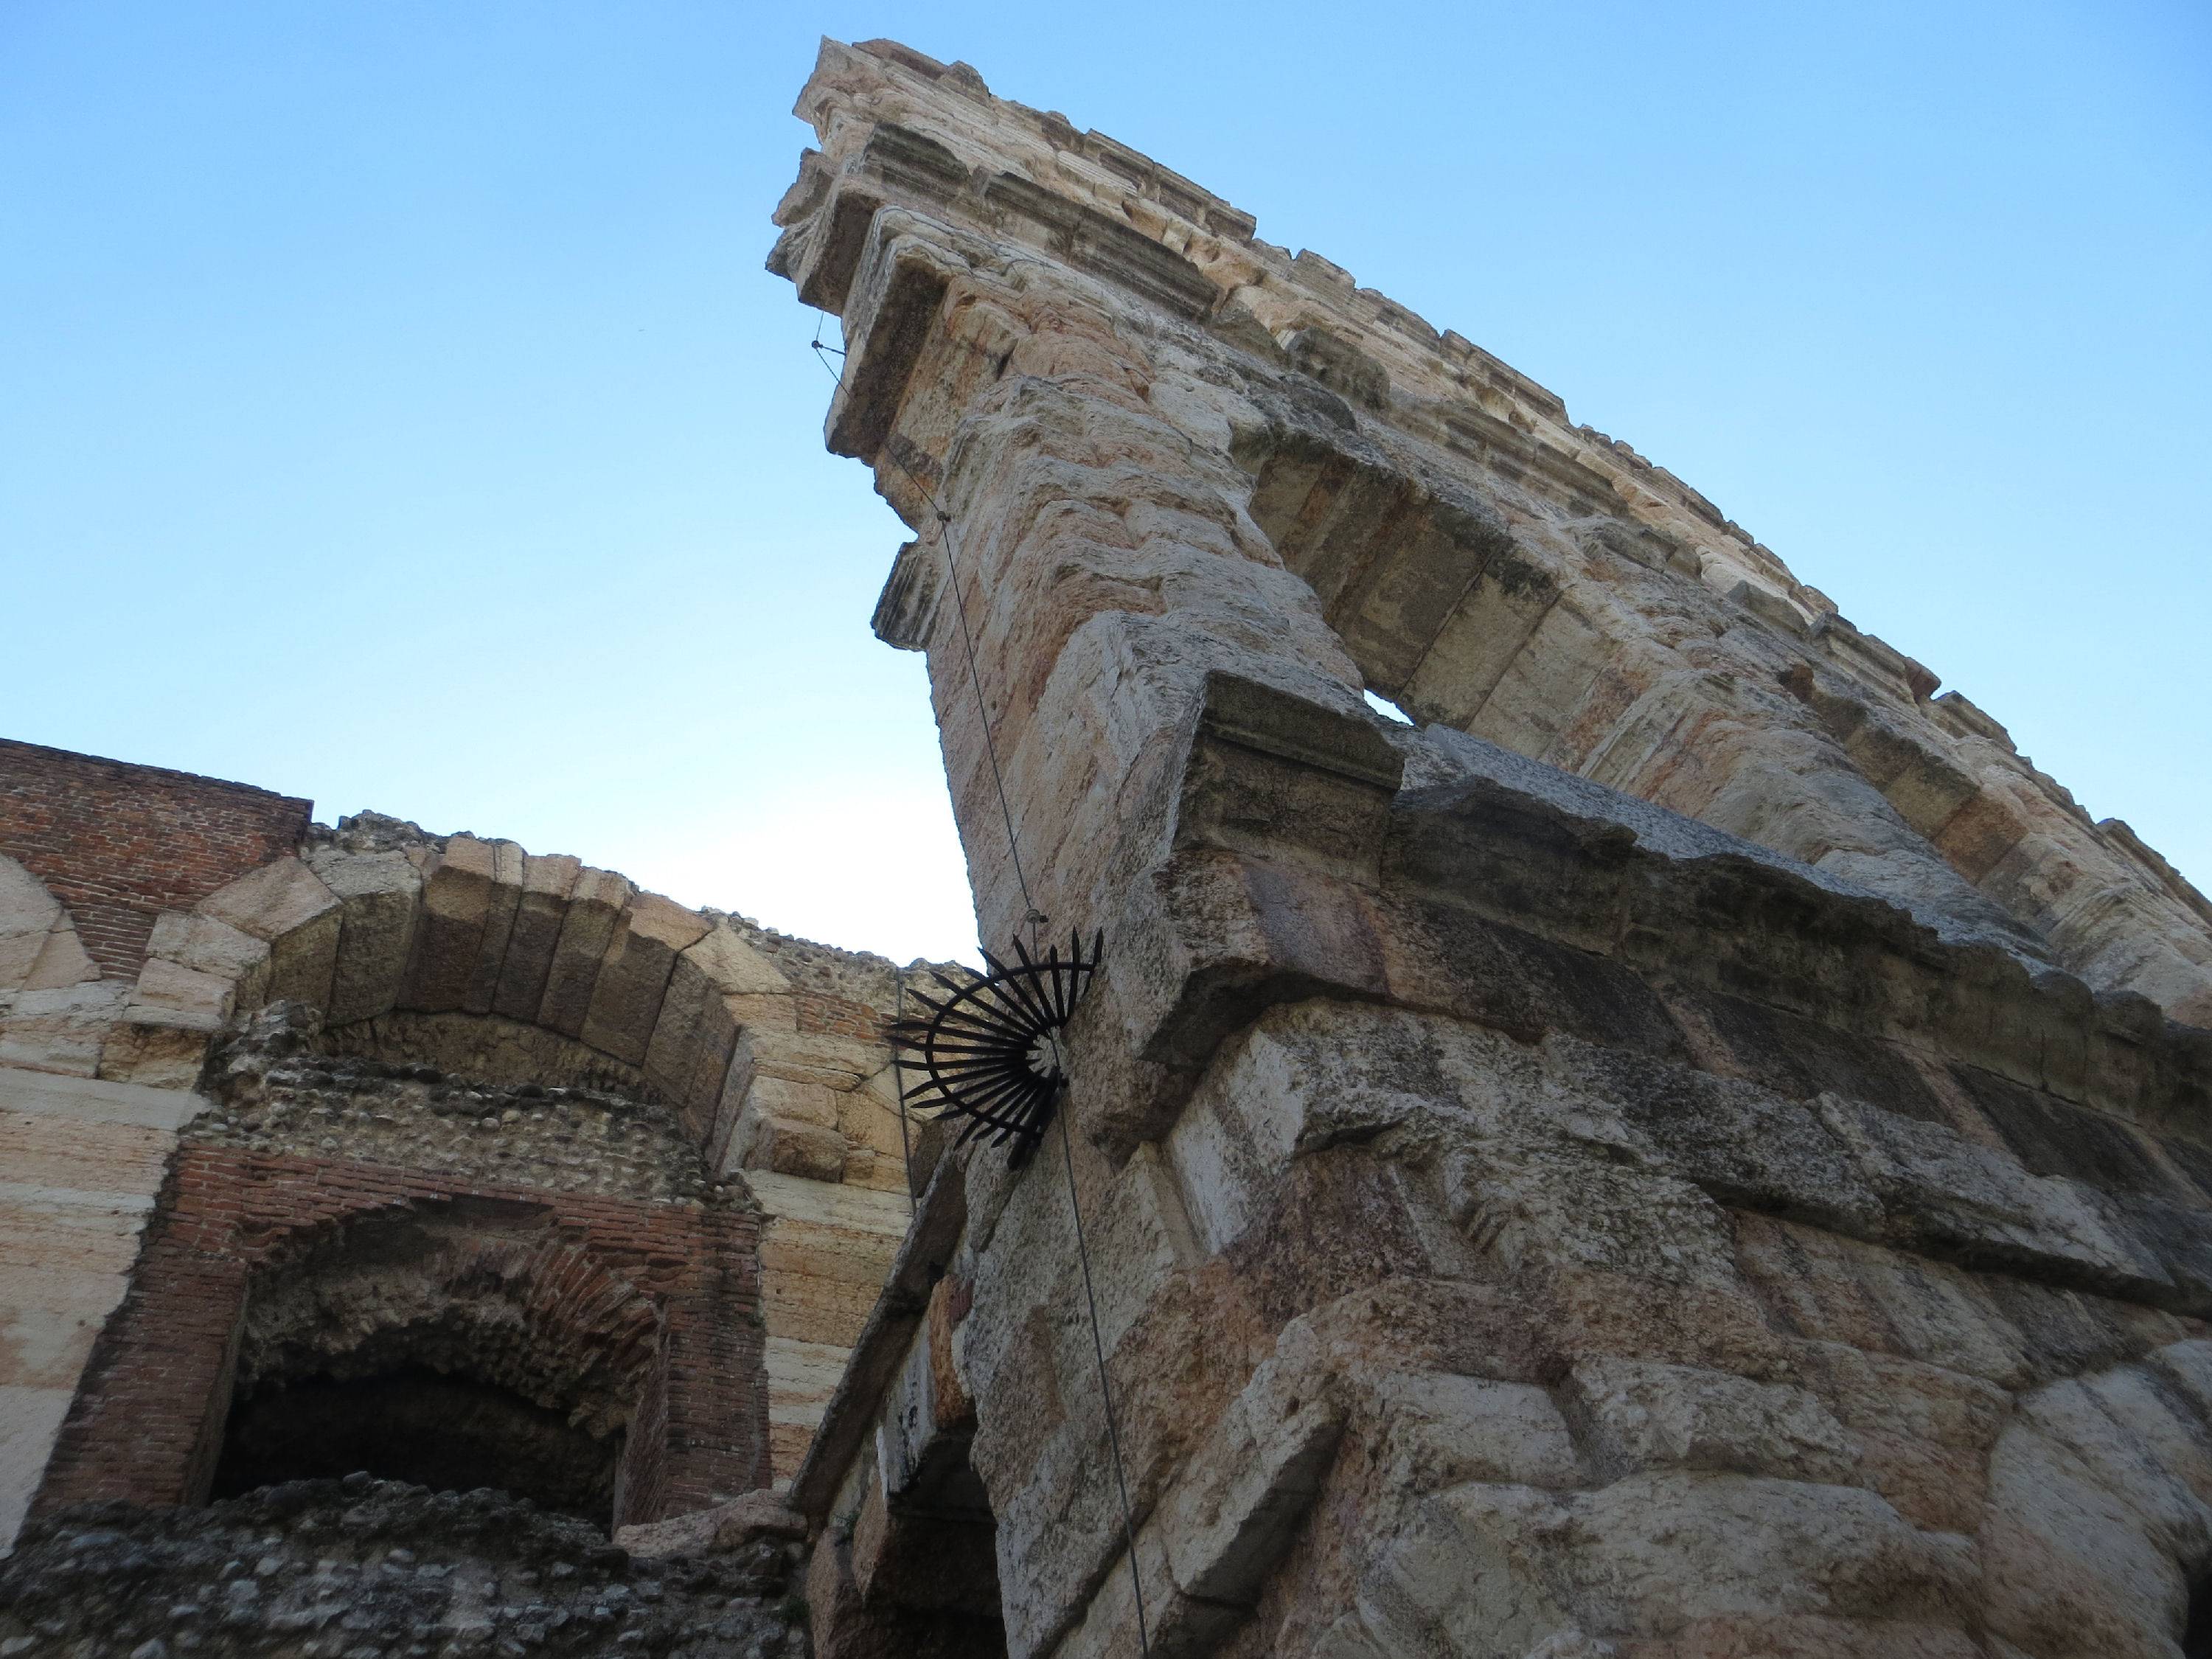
[0,1476,807,1659]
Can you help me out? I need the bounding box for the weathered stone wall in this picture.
[0,757,924,1551]
[771,38,2212,1659]
[777,39,2211,1030]
[35,1005,768,1528]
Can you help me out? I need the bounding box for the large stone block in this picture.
[307,848,422,1026]
[579,893,709,1065]
[397,836,498,1013]
[535,867,633,1038]
[145,910,268,1009]
[461,838,526,1015]
[490,852,580,1021]
[197,856,341,1010]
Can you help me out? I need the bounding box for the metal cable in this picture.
[810,316,1153,1654]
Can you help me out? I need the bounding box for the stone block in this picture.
[0,858,62,995]
[744,1114,849,1182]
[22,927,100,992]
[0,981,129,1077]
[398,836,498,1013]
[641,930,771,1120]
[490,852,580,1021]
[535,866,633,1037]
[462,838,526,1015]
[1159,1363,1345,1610]
[307,849,422,1026]
[92,1020,211,1089]
[1978,1419,2188,1658]
[1784,1340,2007,1534]
[1569,1358,1857,1484]
[579,892,708,1065]
[125,956,232,1025]
[145,910,268,1009]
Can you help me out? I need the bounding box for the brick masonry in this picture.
[34,1144,767,1528]
[0,740,311,978]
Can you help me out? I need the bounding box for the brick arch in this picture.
[237,1199,664,1436]
[34,1150,767,1526]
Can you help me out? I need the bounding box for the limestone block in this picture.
[1812,1090,2168,1296]
[1372,1373,1580,1495]
[580,893,707,1065]
[1569,1358,1857,1485]
[1785,1340,2008,1534]
[490,852,580,1022]
[307,849,422,1026]
[1446,1144,1745,1293]
[0,858,65,996]
[1733,1216,2032,1388]
[641,928,771,1119]
[1978,1420,2188,1658]
[1155,1360,1341,1609]
[198,856,341,1011]
[22,927,100,992]
[612,1489,805,1559]
[0,981,128,1077]
[122,958,232,1028]
[145,911,269,1009]
[398,836,498,1013]
[0,1385,74,1548]
[731,1053,844,1133]
[740,1114,849,1182]
[1384,1472,1972,1648]
[765,1334,848,1483]
[2019,1374,2212,1554]
[536,866,633,1037]
[682,925,790,997]
[749,1169,911,1355]
[462,838,526,1015]
[93,1020,211,1089]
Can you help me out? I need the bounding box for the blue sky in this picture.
[3,2,2206,964]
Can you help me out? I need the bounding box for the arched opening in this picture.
[211,1365,621,1521]
[208,1203,662,1527]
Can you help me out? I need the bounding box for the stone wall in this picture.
[770,38,2212,1658]
[0,759,925,1551]
[777,39,2211,1030]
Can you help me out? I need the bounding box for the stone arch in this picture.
[78,821,919,1495]
[35,1158,762,1527]
[208,1199,665,1524]
[104,825,897,1178]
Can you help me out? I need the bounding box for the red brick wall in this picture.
[0,740,312,978]
[35,1148,768,1524]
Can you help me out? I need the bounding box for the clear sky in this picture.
[4,2,2206,966]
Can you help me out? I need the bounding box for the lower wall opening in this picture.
[210,1363,623,1525]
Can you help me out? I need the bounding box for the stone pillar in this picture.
[774,39,2212,1659]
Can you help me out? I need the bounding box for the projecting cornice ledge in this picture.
[1077,674,2212,1164]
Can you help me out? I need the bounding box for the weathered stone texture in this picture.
[0,793,923,1553]
[773,38,2212,1659]
[0,1477,807,1659]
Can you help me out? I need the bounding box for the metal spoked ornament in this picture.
[888,928,1104,1163]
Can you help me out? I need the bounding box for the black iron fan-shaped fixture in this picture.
[888,929,1104,1159]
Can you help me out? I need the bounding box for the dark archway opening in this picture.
[2186,1579,2212,1659]
[209,1364,621,1525]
